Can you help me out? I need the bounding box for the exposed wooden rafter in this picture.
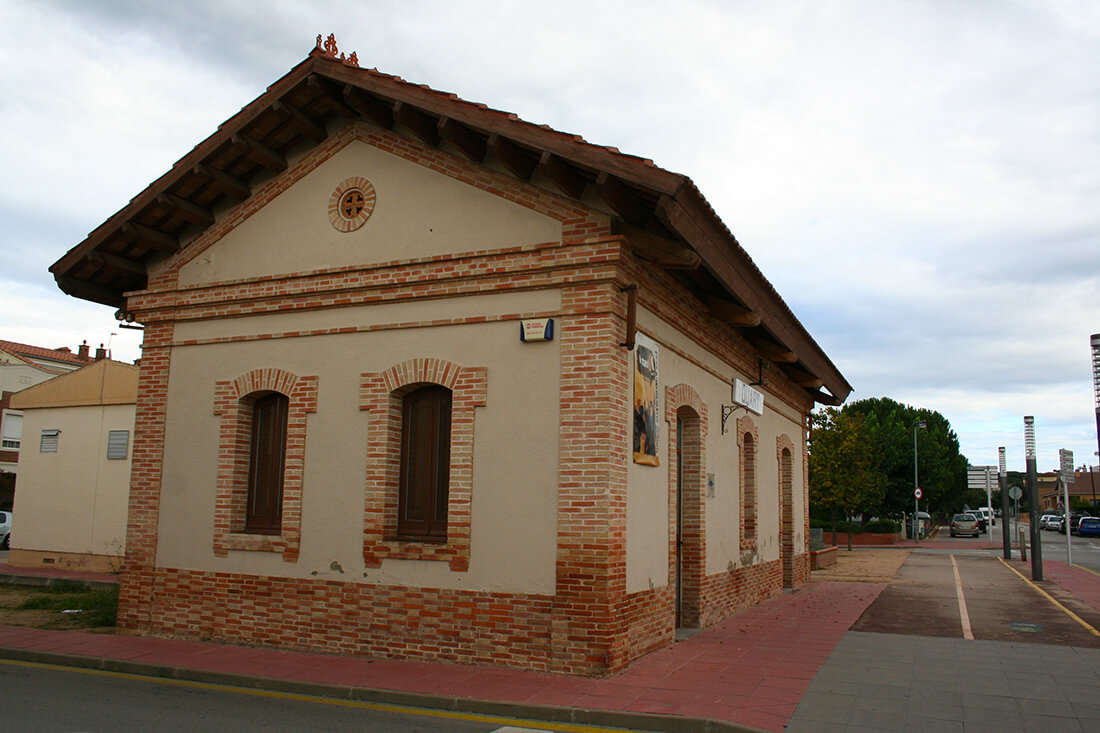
[56,276,123,308]
[121,222,179,254]
[706,295,761,327]
[231,133,287,173]
[193,163,250,200]
[307,75,356,118]
[612,220,699,270]
[343,85,394,128]
[157,193,214,227]
[597,172,647,225]
[539,152,586,199]
[750,337,798,364]
[88,251,146,277]
[487,134,537,180]
[438,117,486,162]
[394,101,441,147]
[273,100,328,142]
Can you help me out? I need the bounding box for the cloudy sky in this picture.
[2,0,1097,472]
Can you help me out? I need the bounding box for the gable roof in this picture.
[49,35,851,406]
[0,339,93,374]
[9,359,138,409]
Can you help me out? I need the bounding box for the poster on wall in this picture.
[633,333,660,466]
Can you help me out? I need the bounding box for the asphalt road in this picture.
[0,661,639,733]
[1000,519,1100,574]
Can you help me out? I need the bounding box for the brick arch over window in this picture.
[360,358,487,571]
[776,433,796,587]
[737,415,759,551]
[664,384,708,627]
[213,368,318,561]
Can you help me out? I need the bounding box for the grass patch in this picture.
[17,585,118,628]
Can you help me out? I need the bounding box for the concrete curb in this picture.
[0,646,766,733]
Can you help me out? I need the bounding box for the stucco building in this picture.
[49,36,851,675]
[8,359,137,571]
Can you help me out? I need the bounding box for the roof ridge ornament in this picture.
[314,33,359,67]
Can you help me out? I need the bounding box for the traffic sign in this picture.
[914,487,922,500]
[1060,449,1074,484]
[1008,486,1022,500]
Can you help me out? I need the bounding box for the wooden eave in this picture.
[50,45,851,406]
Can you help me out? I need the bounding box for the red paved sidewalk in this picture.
[1028,558,1100,614]
[0,578,884,732]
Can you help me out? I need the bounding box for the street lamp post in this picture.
[999,447,1010,559]
[1092,334,1100,509]
[1025,416,1042,581]
[913,419,926,542]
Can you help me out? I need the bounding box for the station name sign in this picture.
[733,379,764,415]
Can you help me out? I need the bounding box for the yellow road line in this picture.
[997,557,1100,637]
[0,659,636,732]
[1072,563,1100,578]
[950,555,974,640]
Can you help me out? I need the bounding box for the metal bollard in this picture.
[1019,528,1028,562]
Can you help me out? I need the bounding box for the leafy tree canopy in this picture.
[810,397,968,518]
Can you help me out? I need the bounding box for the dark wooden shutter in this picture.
[246,392,288,533]
[398,386,451,540]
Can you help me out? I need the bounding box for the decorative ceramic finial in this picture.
[314,34,359,67]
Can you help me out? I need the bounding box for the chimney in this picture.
[78,340,90,360]
[95,343,107,361]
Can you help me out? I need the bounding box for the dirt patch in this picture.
[0,586,117,631]
[811,548,911,583]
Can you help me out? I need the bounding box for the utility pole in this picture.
[1025,416,1042,581]
[913,419,926,541]
[1091,334,1099,510]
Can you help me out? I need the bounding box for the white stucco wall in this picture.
[12,404,133,558]
[624,307,807,594]
[157,289,562,595]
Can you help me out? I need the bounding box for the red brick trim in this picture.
[359,358,487,572]
[776,433,796,588]
[737,414,760,552]
[664,383,708,627]
[212,368,318,561]
[117,323,174,629]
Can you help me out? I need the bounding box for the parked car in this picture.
[0,511,10,550]
[1058,513,1092,535]
[1078,517,1100,538]
[950,513,980,538]
[1040,514,1062,531]
[974,507,995,529]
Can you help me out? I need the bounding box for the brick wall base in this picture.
[7,548,123,574]
[124,567,564,671]
[699,559,784,627]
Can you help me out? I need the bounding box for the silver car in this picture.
[950,513,980,538]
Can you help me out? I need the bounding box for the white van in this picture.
[974,507,994,529]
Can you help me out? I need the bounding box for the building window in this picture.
[360,358,487,571]
[106,430,130,460]
[40,429,59,453]
[737,415,759,550]
[212,368,318,561]
[246,392,289,534]
[398,385,452,541]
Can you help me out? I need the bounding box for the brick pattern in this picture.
[551,282,631,675]
[699,559,783,627]
[211,368,319,561]
[138,567,558,671]
[737,415,760,551]
[664,384,708,627]
[359,358,487,572]
[776,434,796,588]
[117,322,174,629]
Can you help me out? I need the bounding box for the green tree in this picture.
[842,398,968,518]
[809,408,886,549]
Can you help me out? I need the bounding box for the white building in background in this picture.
[8,359,137,572]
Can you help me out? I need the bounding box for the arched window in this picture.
[246,392,289,533]
[398,385,452,541]
[743,431,757,543]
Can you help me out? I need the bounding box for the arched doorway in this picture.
[780,446,795,587]
[675,405,703,628]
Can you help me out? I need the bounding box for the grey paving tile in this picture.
[1016,697,1079,717]
[1070,700,1100,717]
[1019,712,1084,732]
[905,715,963,731]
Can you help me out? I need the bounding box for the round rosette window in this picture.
[328,176,377,232]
